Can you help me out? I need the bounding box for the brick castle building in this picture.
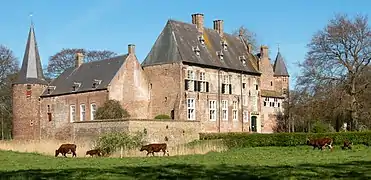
[12,13,289,140]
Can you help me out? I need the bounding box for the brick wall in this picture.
[108,54,150,119]
[260,97,284,133]
[73,119,201,146]
[12,84,47,140]
[40,90,108,140]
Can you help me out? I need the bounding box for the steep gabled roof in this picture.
[14,24,48,85]
[273,52,289,77]
[40,54,128,97]
[142,20,260,74]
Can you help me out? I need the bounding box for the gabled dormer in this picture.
[92,79,102,89]
[72,82,81,92]
[45,86,56,95]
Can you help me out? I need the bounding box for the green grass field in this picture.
[0,145,370,179]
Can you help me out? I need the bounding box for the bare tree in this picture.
[0,45,19,84]
[47,48,117,78]
[0,45,19,139]
[232,26,259,53]
[297,14,371,131]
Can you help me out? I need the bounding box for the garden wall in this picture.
[73,119,201,146]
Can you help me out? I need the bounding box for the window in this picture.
[283,88,287,94]
[198,36,205,46]
[222,74,232,94]
[187,98,195,120]
[232,101,238,121]
[80,104,86,121]
[209,100,217,121]
[47,105,52,122]
[26,84,32,97]
[239,56,246,66]
[199,72,206,92]
[221,41,228,51]
[185,70,195,91]
[242,83,246,89]
[271,81,273,86]
[90,103,97,120]
[255,84,258,90]
[70,105,76,122]
[278,103,280,107]
[217,51,224,61]
[264,97,269,107]
[222,100,228,120]
[26,84,31,90]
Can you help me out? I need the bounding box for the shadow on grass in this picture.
[1,161,370,179]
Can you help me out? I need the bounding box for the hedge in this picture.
[199,131,371,148]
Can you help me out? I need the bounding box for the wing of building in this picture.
[12,13,289,141]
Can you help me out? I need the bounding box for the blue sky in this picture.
[1,0,370,88]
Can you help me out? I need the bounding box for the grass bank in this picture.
[0,145,370,179]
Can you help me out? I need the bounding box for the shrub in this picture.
[94,131,145,156]
[199,131,371,149]
[154,114,171,119]
[311,121,335,133]
[95,100,130,120]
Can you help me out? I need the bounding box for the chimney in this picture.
[213,20,224,36]
[128,44,135,54]
[191,13,204,33]
[260,45,269,58]
[247,43,252,54]
[75,52,84,68]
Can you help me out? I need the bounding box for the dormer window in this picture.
[92,79,102,89]
[46,86,56,95]
[198,35,205,46]
[239,56,246,66]
[221,40,228,51]
[217,51,224,61]
[72,82,81,92]
[192,46,201,56]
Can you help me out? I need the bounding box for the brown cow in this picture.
[140,143,169,156]
[86,149,102,157]
[55,143,77,157]
[341,140,352,150]
[306,137,334,151]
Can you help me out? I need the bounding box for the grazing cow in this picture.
[86,149,102,157]
[140,143,169,156]
[306,137,334,151]
[55,143,77,157]
[341,140,353,150]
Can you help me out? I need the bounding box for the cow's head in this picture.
[139,146,145,151]
[306,138,311,145]
[55,149,59,157]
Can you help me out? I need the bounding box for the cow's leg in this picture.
[63,153,67,157]
[146,151,150,156]
[72,151,76,157]
[152,152,155,156]
[163,149,166,156]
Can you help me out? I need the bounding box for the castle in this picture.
[12,13,289,141]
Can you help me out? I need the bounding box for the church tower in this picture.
[12,22,48,140]
[273,49,290,98]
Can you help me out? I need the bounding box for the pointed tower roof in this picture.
[14,23,48,85]
[273,51,289,77]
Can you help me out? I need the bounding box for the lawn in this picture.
[0,145,370,179]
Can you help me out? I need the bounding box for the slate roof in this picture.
[273,52,289,77]
[142,20,260,75]
[14,24,48,85]
[40,54,128,97]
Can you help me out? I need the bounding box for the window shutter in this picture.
[206,82,209,92]
[197,81,202,92]
[222,84,225,94]
[229,84,232,94]
[185,80,189,90]
[194,81,198,91]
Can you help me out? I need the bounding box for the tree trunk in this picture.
[120,146,123,158]
[350,79,359,131]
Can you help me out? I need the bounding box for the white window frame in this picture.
[222,100,228,121]
[80,104,86,121]
[222,74,231,94]
[199,71,206,92]
[187,69,195,91]
[70,105,76,122]
[232,101,238,121]
[90,103,97,120]
[209,100,217,121]
[187,98,195,120]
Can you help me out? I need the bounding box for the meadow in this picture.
[0,144,370,179]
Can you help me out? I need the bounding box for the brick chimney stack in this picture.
[213,20,224,36]
[128,44,135,54]
[75,52,84,68]
[192,13,204,33]
[260,45,269,58]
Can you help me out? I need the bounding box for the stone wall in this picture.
[73,119,201,146]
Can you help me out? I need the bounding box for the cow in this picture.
[55,143,77,157]
[341,140,353,150]
[140,143,169,156]
[85,149,102,157]
[306,137,334,151]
